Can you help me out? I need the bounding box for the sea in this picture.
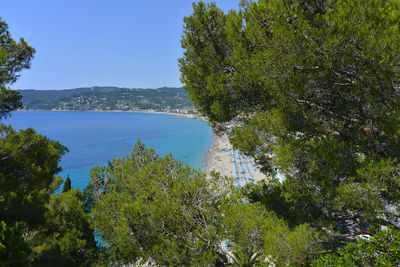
[3,111,214,191]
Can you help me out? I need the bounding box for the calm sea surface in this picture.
[3,111,213,190]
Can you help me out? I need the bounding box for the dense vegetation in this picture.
[2,0,400,265]
[18,87,194,112]
[86,142,320,265]
[0,19,98,265]
[179,0,400,264]
[312,227,400,266]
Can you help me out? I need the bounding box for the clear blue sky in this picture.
[2,0,240,90]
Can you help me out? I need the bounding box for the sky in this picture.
[2,0,240,90]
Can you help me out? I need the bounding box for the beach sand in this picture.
[205,135,269,186]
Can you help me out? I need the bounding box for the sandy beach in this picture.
[205,135,269,187]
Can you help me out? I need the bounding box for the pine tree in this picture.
[0,19,35,120]
[179,0,400,226]
[62,175,71,193]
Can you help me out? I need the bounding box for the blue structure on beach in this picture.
[243,156,255,184]
[248,156,258,172]
[231,149,241,188]
[236,150,247,186]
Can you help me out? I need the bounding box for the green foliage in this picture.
[229,246,261,267]
[0,124,67,227]
[313,227,400,266]
[0,221,31,267]
[87,141,320,266]
[87,141,225,265]
[0,87,22,120]
[180,0,400,227]
[220,194,321,266]
[0,17,98,266]
[0,124,96,265]
[62,174,71,193]
[179,2,234,124]
[244,180,322,227]
[29,189,97,266]
[18,86,193,111]
[0,18,35,119]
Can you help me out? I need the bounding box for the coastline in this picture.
[18,109,203,120]
[203,134,217,172]
[204,134,237,178]
[8,111,212,190]
[204,134,269,185]
[17,109,266,185]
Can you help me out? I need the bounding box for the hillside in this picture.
[18,86,194,112]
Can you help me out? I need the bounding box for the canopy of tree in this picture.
[2,0,400,265]
[0,18,35,119]
[0,18,98,265]
[180,0,400,230]
[86,141,320,265]
[312,226,400,266]
[180,0,400,263]
[0,123,97,265]
[0,124,67,227]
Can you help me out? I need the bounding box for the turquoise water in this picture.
[3,111,213,190]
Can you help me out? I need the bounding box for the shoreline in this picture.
[17,109,266,185]
[203,134,217,173]
[204,134,235,178]
[204,134,268,185]
[17,109,203,120]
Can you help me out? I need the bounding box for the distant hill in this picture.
[18,86,195,112]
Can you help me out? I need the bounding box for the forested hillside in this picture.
[18,86,194,111]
